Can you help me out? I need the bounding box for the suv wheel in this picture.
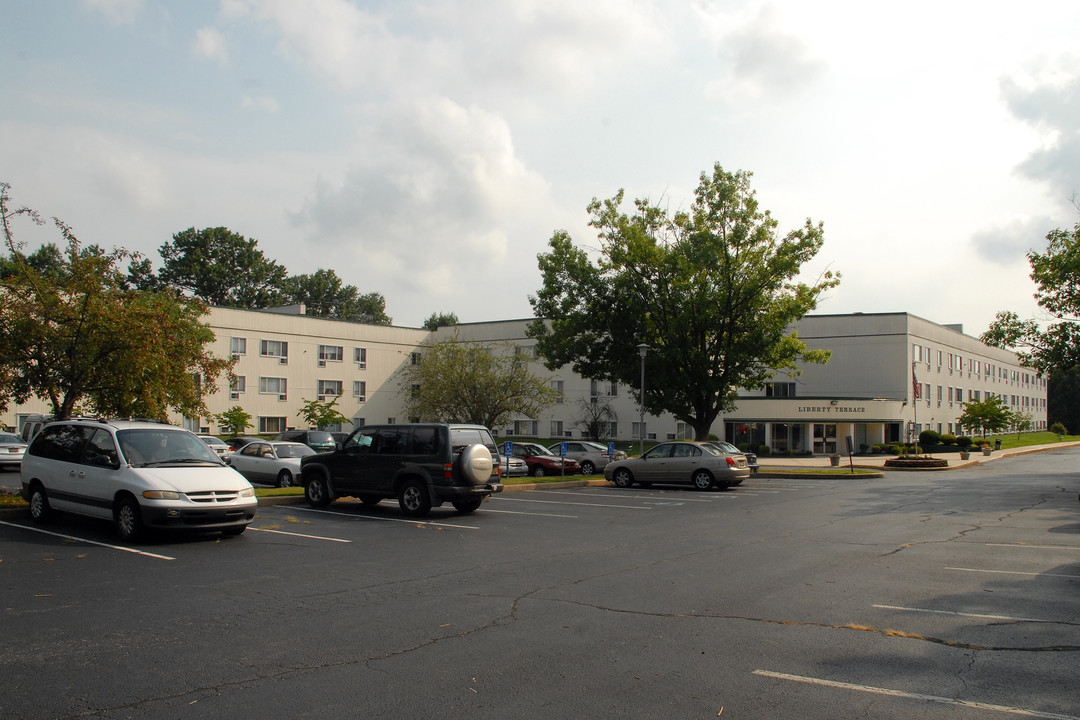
[458,444,494,484]
[305,474,333,508]
[28,484,51,523]
[451,497,484,513]
[115,495,144,541]
[580,461,595,475]
[398,479,431,517]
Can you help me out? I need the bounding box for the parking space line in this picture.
[247,527,351,542]
[483,508,578,518]
[986,543,1080,552]
[496,497,652,510]
[753,670,1080,719]
[539,490,715,502]
[946,566,1080,580]
[872,604,1051,624]
[0,520,175,560]
[286,506,479,529]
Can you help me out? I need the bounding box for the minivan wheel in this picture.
[692,470,715,491]
[305,475,333,508]
[580,461,595,476]
[115,496,144,541]
[612,468,633,488]
[276,469,293,488]
[398,479,431,517]
[28,484,51,523]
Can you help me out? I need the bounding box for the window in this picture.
[260,339,288,359]
[513,420,538,436]
[353,380,367,401]
[410,352,421,365]
[632,421,647,438]
[354,347,367,368]
[259,417,286,434]
[230,376,246,399]
[259,377,287,395]
[230,337,246,356]
[318,380,343,398]
[765,382,796,397]
[551,380,564,404]
[318,345,343,362]
[550,420,563,436]
[590,380,618,397]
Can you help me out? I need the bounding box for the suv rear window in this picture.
[450,427,497,456]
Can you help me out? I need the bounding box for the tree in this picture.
[574,396,618,441]
[1008,409,1033,438]
[297,396,350,430]
[423,311,458,331]
[396,336,558,429]
[215,406,253,436]
[528,163,839,440]
[957,396,1010,438]
[158,227,287,308]
[281,269,392,324]
[0,183,233,420]
[1047,365,1080,435]
[982,219,1080,375]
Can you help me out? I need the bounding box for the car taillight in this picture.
[725,457,735,467]
[444,463,454,479]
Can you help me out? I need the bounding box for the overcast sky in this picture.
[3,1,1079,334]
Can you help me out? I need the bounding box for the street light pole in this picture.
[638,343,649,457]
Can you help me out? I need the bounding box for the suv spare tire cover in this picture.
[458,444,494,484]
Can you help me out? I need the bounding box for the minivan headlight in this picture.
[143,490,181,500]
[239,488,254,498]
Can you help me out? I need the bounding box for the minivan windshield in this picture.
[118,429,222,467]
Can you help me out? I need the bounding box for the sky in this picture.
[2,1,1079,334]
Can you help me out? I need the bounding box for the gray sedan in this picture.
[546,440,612,475]
[228,441,315,487]
[604,441,749,491]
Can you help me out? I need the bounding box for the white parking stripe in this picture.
[247,527,351,542]
[0,520,175,560]
[986,543,1080,551]
[482,508,578,518]
[496,497,652,510]
[946,566,1080,580]
[287,505,479,529]
[872,604,1051,623]
[753,670,1080,719]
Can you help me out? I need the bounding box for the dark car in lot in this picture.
[299,423,503,517]
[704,440,759,476]
[510,441,580,477]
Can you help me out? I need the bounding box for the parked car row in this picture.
[18,416,756,540]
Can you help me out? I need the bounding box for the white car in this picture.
[0,431,27,470]
[198,435,233,458]
[21,419,256,540]
[227,440,314,487]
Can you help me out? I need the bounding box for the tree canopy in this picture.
[528,163,839,440]
[423,311,459,331]
[396,336,558,429]
[0,183,232,420]
[281,269,392,324]
[982,219,1080,375]
[158,226,287,308]
[957,395,1011,438]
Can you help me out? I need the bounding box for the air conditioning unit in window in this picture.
[278,394,287,401]
[318,360,326,368]
[230,392,240,400]
[357,362,366,370]
[279,356,288,365]
[318,395,325,402]
[357,395,366,402]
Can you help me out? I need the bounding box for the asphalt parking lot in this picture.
[2,449,1078,719]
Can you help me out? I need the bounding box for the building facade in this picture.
[3,309,1046,452]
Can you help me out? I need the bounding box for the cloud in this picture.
[241,94,279,113]
[971,216,1058,267]
[81,0,143,25]
[192,27,229,65]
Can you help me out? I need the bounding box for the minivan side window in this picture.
[83,428,120,468]
[30,424,91,463]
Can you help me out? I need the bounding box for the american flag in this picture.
[913,368,921,399]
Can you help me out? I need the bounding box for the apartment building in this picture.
[4,308,1045,453]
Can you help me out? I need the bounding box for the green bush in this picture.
[757,445,771,456]
[956,436,973,447]
[939,433,956,446]
[1050,421,1067,436]
[919,429,941,446]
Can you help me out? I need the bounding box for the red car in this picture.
[510,441,581,477]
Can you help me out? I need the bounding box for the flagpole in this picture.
[912,361,918,453]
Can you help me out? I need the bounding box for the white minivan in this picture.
[21,419,257,541]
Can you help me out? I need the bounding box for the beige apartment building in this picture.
[4,308,1046,453]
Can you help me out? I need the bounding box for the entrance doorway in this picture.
[813,423,837,455]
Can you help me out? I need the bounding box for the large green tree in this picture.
[982,220,1080,375]
[957,395,1011,438]
[158,226,287,308]
[280,268,391,324]
[0,183,233,420]
[396,336,558,429]
[528,163,839,440]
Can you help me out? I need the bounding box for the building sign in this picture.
[796,405,867,414]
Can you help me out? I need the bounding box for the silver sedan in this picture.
[604,441,749,491]
[0,432,27,470]
[227,441,315,487]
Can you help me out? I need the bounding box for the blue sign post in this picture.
[559,442,567,476]
[504,441,513,477]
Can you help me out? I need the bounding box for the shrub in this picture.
[757,445,771,456]
[919,429,941,446]
[956,436,973,447]
[939,433,956,446]
[1050,421,1067,437]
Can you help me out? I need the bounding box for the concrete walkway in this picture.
[758,441,1080,471]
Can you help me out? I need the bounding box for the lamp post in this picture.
[637,343,649,456]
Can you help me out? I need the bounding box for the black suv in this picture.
[299,424,503,516]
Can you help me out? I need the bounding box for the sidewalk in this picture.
[758,441,1080,471]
